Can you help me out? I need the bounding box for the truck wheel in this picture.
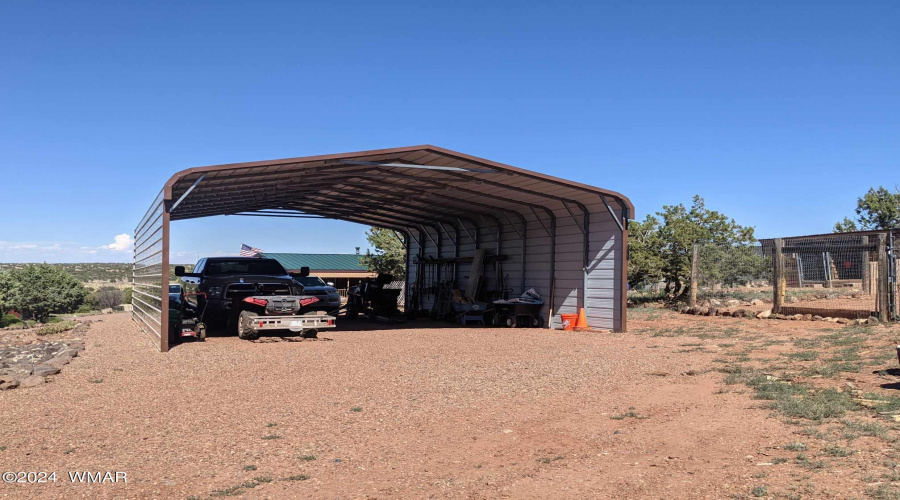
[237,310,259,340]
[197,324,207,341]
[301,329,318,339]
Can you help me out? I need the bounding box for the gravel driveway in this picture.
[0,312,809,499]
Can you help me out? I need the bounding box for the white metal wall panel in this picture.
[401,198,625,330]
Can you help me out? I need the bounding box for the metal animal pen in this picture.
[690,229,899,320]
[133,146,633,351]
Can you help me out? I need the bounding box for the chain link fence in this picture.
[772,234,879,319]
[384,280,406,311]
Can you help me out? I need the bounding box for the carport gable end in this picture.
[134,145,633,351]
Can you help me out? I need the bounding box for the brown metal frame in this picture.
[136,145,633,351]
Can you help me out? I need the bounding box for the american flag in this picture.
[239,243,263,257]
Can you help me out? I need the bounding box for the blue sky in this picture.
[1,0,897,263]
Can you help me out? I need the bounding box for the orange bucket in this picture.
[561,313,578,331]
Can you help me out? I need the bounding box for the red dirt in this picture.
[1,311,899,499]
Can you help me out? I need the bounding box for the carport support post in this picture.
[548,212,557,328]
[582,210,590,313]
[773,239,785,314]
[453,225,460,284]
[620,206,628,333]
[411,227,425,313]
[689,243,699,308]
[402,231,411,312]
[878,233,890,322]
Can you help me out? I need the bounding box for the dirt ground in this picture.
[2,311,900,499]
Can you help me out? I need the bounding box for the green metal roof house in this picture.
[260,253,376,281]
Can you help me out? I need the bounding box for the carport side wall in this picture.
[402,204,624,331]
[131,189,170,352]
[549,200,624,331]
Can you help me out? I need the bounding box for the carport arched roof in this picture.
[162,145,633,231]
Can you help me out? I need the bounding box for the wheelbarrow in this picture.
[491,300,544,328]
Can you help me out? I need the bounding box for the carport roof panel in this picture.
[162,145,633,228]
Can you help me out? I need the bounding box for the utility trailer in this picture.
[235,295,335,339]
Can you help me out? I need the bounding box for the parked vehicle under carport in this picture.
[175,257,336,340]
[291,275,341,313]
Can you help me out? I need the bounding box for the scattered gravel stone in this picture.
[19,375,45,388]
[0,321,90,390]
[32,364,61,377]
[0,377,20,390]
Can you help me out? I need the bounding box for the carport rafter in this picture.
[411,148,631,217]
[225,180,501,258]
[168,171,543,241]
[292,183,495,232]
[278,193,480,240]
[169,176,502,223]
[168,162,481,204]
[281,200,444,237]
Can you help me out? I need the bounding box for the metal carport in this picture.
[133,145,633,351]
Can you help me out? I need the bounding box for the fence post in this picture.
[893,231,899,321]
[878,233,890,322]
[773,238,784,314]
[862,235,871,295]
[689,243,699,307]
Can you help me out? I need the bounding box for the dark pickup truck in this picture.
[175,257,336,340]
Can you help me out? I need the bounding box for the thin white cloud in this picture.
[0,236,228,264]
[0,236,132,263]
[0,242,35,250]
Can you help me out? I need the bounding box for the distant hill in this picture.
[0,263,194,285]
